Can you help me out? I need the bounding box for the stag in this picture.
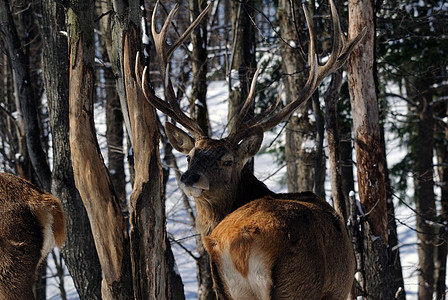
[134,1,366,299]
[0,172,65,300]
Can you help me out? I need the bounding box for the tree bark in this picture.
[347,0,395,297]
[124,24,176,299]
[381,125,406,299]
[228,0,256,136]
[0,0,51,192]
[100,1,186,297]
[67,1,133,297]
[277,0,321,193]
[99,26,127,216]
[189,0,211,136]
[186,1,214,298]
[324,70,347,220]
[435,103,448,300]
[347,0,388,245]
[406,78,436,300]
[38,0,102,299]
[340,119,355,203]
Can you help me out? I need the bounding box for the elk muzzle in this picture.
[180,170,210,197]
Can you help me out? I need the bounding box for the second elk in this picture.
[136,1,366,299]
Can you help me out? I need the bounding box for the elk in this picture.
[134,1,366,299]
[0,172,65,300]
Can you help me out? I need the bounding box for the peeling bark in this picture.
[68,20,133,298]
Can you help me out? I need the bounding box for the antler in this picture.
[135,1,212,138]
[227,0,367,143]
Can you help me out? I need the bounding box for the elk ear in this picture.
[237,127,263,162]
[165,122,195,154]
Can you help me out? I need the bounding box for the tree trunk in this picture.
[381,125,406,299]
[324,69,347,220]
[101,34,127,216]
[38,0,103,298]
[124,24,176,299]
[340,119,355,203]
[347,0,395,297]
[435,102,448,300]
[0,51,31,178]
[67,0,134,297]
[99,1,186,297]
[406,78,436,300]
[187,1,214,298]
[347,0,388,244]
[228,0,256,136]
[0,0,51,192]
[277,0,321,193]
[189,0,211,136]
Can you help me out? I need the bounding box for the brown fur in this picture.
[205,198,354,300]
[0,172,66,300]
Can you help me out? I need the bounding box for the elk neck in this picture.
[194,165,275,237]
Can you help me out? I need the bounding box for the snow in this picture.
[47,80,426,299]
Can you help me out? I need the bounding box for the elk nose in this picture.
[181,172,200,187]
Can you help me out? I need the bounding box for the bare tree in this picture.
[228,0,257,137]
[38,0,103,299]
[277,0,324,194]
[347,0,397,297]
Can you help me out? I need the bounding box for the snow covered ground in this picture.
[47,80,424,299]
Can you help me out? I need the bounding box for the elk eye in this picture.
[223,160,233,167]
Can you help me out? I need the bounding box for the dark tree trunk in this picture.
[324,70,347,220]
[0,0,51,192]
[340,119,355,202]
[124,25,168,299]
[228,0,256,137]
[99,1,186,297]
[188,1,214,298]
[277,0,320,193]
[435,102,448,300]
[189,0,211,136]
[381,125,405,300]
[312,93,325,198]
[406,78,436,300]
[38,0,103,298]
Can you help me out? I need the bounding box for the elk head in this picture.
[134,0,366,235]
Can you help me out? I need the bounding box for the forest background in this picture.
[0,0,447,299]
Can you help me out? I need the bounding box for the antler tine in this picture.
[227,85,283,144]
[140,60,204,137]
[151,1,212,71]
[168,2,213,59]
[135,50,180,121]
[253,0,365,133]
[247,85,283,126]
[147,1,208,137]
[314,0,343,82]
[151,1,178,67]
[140,65,177,121]
[227,67,261,142]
